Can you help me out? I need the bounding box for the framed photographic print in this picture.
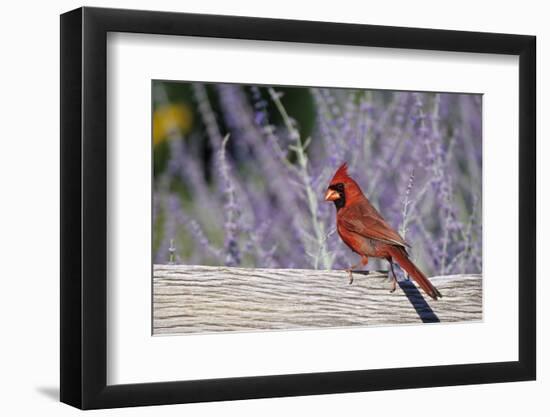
[60,6,536,409]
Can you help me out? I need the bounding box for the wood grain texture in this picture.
[153,265,482,335]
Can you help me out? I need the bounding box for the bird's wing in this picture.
[338,201,408,247]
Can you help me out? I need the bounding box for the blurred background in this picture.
[152,81,482,277]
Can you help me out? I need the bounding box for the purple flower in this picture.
[153,82,482,277]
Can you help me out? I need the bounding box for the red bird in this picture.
[324,163,442,300]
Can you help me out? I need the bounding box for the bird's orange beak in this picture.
[324,189,340,202]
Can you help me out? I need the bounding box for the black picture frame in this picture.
[60,6,536,410]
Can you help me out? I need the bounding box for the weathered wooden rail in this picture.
[153,265,482,335]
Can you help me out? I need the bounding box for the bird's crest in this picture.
[329,163,352,185]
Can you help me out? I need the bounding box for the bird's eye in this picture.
[329,183,345,193]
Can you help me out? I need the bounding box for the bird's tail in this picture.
[388,246,442,300]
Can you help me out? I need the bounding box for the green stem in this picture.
[268,88,332,269]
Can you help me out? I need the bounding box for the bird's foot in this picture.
[389,277,397,293]
[345,269,354,285]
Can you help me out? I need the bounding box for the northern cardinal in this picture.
[324,163,442,300]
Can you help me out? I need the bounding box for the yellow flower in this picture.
[153,103,193,145]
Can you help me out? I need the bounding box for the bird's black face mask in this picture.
[327,183,346,210]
